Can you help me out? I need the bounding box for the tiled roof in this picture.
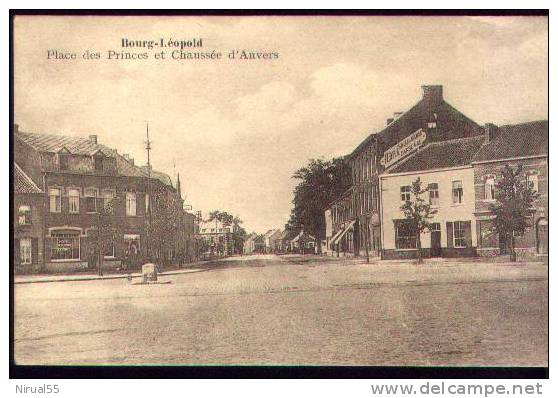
[16,131,114,156]
[14,163,43,194]
[472,120,548,163]
[386,135,485,174]
[350,97,481,160]
[16,131,148,178]
[139,166,173,187]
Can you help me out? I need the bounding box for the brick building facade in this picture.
[13,126,198,272]
[473,121,548,258]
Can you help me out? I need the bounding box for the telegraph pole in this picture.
[145,122,153,261]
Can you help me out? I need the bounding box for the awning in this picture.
[330,220,355,246]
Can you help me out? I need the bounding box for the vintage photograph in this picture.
[11,13,548,369]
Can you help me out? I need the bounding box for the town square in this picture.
[11,14,548,369]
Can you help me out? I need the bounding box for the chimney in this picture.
[14,124,19,133]
[386,118,394,125]
[421,85,444,104]
[89,134,98,144]
[122,153,134,165]
[484,123,499,144]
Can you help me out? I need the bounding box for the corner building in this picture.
[326,85,482,257]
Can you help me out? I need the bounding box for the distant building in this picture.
[262,229,282,253]
[243,233,257,254]
[199,218,236,256]
[243,233,265,254]
[472,121,548,258]
[290,230,317,254]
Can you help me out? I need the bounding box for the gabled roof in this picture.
[350,93,481,160]
[472,120,548,163]
[291,230,316,243]
[262,228,281,240]
[14,163,43,194]
[16,130,148,178]
[386,135,485,174]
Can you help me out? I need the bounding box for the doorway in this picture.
[536,218,548,254]
[430,223,441,257]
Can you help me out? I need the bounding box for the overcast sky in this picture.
[14,15,548,233]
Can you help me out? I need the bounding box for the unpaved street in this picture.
[14,255,548,366]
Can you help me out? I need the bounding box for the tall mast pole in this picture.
[146,121,152,260]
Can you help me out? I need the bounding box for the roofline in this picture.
[472,154,548,165]
[348,97,482,161]
[382,134,484,175]
[14,163,44,193]
[379,164,472,178]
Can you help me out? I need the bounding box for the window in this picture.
[452,180,463,204]
[395,220,417,249]
[104,241,115,258]
[84,188,98,213]
[428,183,439,206]
[59,153,70,170]
[427,122,437,129]
[124,234,140,255]
[49,188,61,213]
[145,193,150,214]
[20,238,32,264]
[400,186,412,202]
[527,174,539,193]
[126,192,136,216]
[484,177,495,201]
[18,205,31,225]
[94,156,103,172]
[51,231,80,260]
[102,190,115,212]
[453,221,467,248]
[68,188,80,214]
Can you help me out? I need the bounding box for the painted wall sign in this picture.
[380,129,427,169]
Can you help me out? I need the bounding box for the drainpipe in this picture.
[379,175,385,260]
[42,172,47,272]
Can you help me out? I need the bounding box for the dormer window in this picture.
[92,151,105,173]
[59,153,70,170]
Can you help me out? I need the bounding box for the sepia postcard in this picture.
[10,11,548,377]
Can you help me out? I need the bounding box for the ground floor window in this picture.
[20,238,32,264]
[395,220,417,249]
[537,218,548,254]
[124,234,140,255]
[453,221,468,248]
[103,240,115,258]
[51,231,80,260]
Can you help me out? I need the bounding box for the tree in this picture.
[489,164,538,262]
[91,195,119,276]
[148,184,182,266]
[400,177,438,264]
[287,157,351,242]
[207,210,247,254]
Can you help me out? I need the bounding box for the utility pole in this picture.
[145,121,153,261]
